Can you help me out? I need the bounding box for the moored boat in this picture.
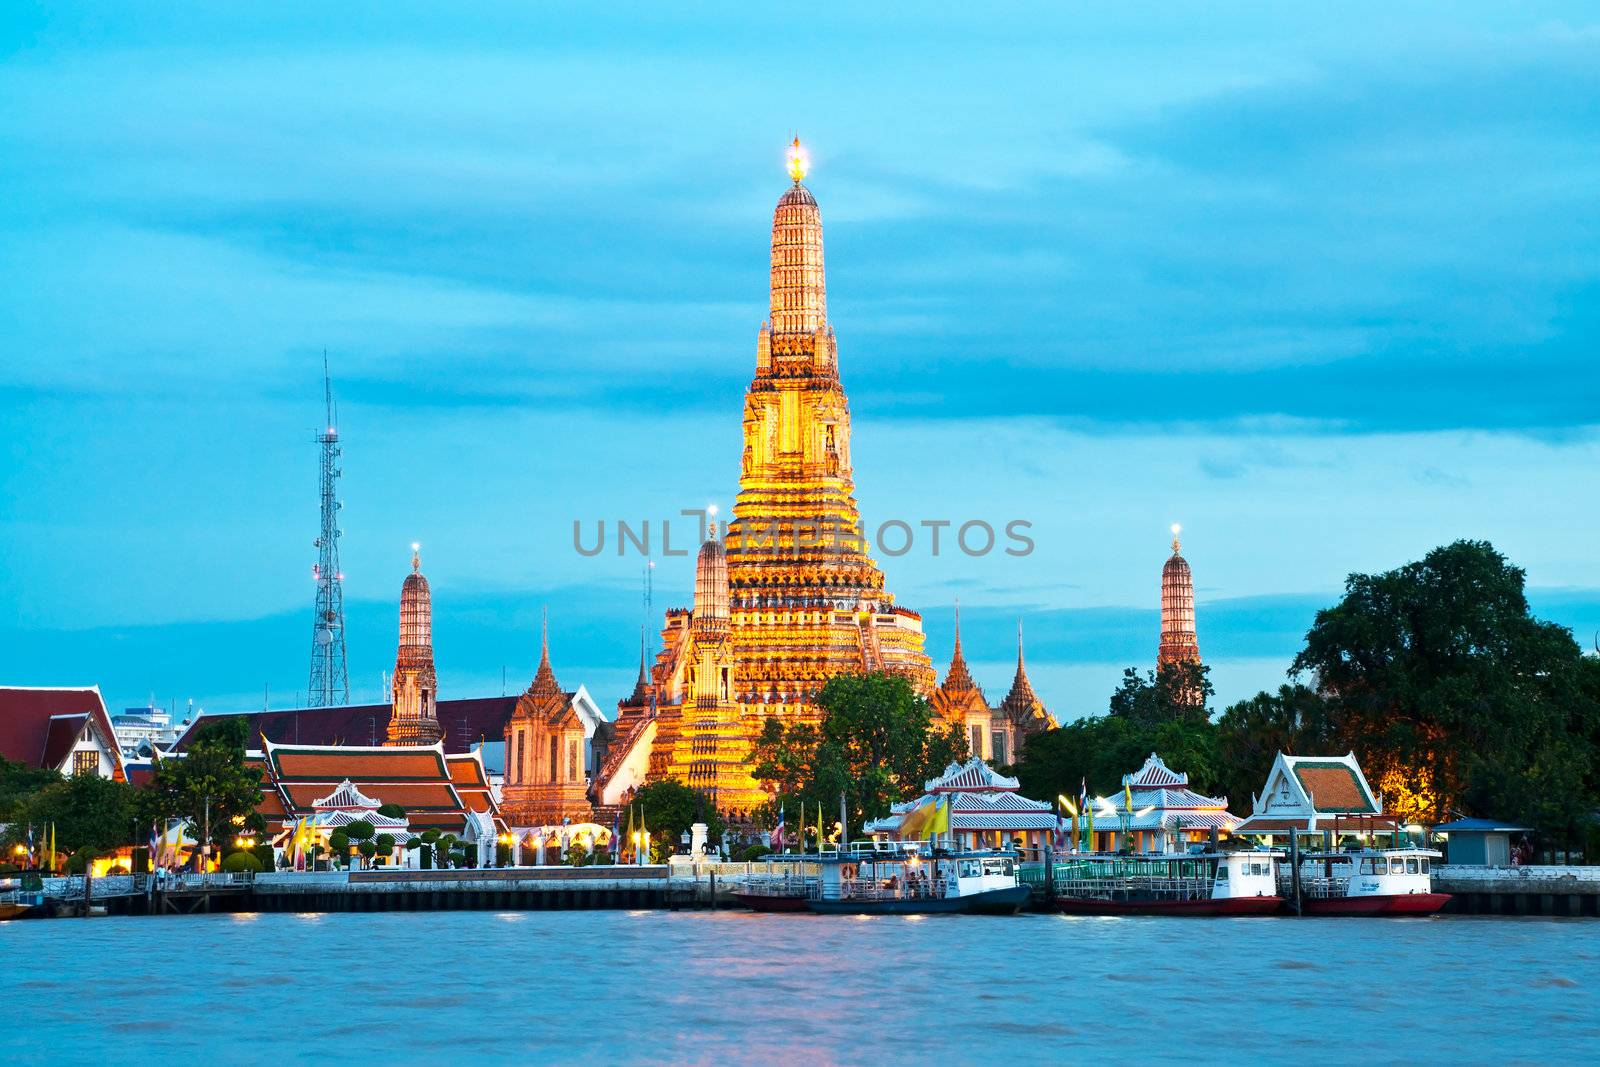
[0,888,44,921]
[760,842,1030,915]
[1290,846,1450,916]
[1046,849,1284,916]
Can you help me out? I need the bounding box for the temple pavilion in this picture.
[1233,751,1398,841]
[865,758,1057,852]
[1085,752,1239,854]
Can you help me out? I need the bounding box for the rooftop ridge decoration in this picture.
[925,756,1021,793]
[311,778,381,811]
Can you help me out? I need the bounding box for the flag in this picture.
[927,794,951,838]
[623,804,635,862]
[1124,781,1133,812]
[48,823,56,875]
[771,805,785,852]
[817,803,825,852]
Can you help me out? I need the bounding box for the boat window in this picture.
[1215,864,1229,880]
[1421,858,1430,873]
[1406,858,1419,874]
[1247,863,1260,876]
[959,860,979,878]
[1390,858,1405,874]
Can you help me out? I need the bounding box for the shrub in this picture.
[495,843,513,867]
[735,844,770,863]
[66,849,101,874]
[375,833,396,854]
[420,844,433,870]
[251,843,276,869]
[592,849,613,866]
[344,819,375,842]
[357,840,377,860]
[565,843,590,867]
[222,851,263,873]
[377,803,406,819]
[329,831,350,854]
[420,829,441,845]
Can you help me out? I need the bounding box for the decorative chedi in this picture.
[647,524,766,811]
[1158,524,1200,669]
[501,615,593,827]
[930,603,993,757]
[1159,524,1204,708]
[932,606,1055,766]
[386,545,442,746]
[995,620,1052,762]
[724,138,935,721]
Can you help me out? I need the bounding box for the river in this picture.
[3,911,1596,1064]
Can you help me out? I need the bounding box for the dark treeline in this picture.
[1012,541,1600,855]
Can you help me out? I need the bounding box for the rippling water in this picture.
[3,911,1597,1065]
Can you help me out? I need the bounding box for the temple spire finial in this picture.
[786,136,808,183]
[540,605,550,668]
[411,541,421,573]
[1170,522,1182,555]
[1016,617,1025,668]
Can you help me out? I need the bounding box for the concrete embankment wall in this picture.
[1436,865,1600,917]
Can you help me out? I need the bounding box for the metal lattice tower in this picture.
[308,353,350,706]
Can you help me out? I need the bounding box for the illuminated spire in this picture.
[388,545,441,745]
[941,600,981,696]
[1000,617,1050,730]
[768,139,827,339]
[786,136,809,183]
[1159,525,1200,670]
[693,524,731,643]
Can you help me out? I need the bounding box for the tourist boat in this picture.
[1289,846,1450,916]
[799,844,1031,915]
[1046,849,1284,916]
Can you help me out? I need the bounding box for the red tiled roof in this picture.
[0,686,124,780]
[41,714,90,772]
[172,697,518,754]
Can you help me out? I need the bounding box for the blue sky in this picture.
[2,4,1597,723]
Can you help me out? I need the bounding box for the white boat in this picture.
[1047,849,1284,916]
[1289,846,1450,915]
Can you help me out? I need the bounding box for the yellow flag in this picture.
[1125,783,1133,812]
[928,794,951,837]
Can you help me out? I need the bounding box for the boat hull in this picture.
[807,885,1031,916]
[733,892,812,913]
[1052,894,1283,917]
[1300,892,1451,917]
[0,903,33,921]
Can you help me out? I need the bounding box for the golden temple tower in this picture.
[387,545,442,746]
[1159,524,1201,669]
[724,138,935,723]
[648,525,766,811]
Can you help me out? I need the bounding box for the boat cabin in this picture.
[1293,846,1441,899]
[801,841,1019,903]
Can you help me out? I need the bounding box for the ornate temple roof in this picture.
[397,546,433,660]
[259,738,500,832]
[524,612,565,706]
[311,778,382,811]
[1124,751,1189,789]
[998,620,1051,729]
[925,756,1021,793]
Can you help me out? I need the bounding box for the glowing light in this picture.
[786,137,809,182]
[707,503,718,517]
[411,541,420,552]
[1171,523,1181,536]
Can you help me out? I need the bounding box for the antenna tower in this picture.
[308,352,350,706]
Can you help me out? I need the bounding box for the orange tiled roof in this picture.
[281,781,461,813]
[1293,763,1378,813]
[272,747,447,781]
[446,754,488,788]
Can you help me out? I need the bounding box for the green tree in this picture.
[1108,661,1213,727]
[631,779,726,853]
[1291,539,1597,836]
[1,773,139,855]
[344,819,375,843]
[137,717,262,852]
[1012,714,1220,809]
[0,755,61,821]
[376,803,406,819]
[1212,684,1332,811]
[750,671,969,834]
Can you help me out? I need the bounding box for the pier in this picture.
[1435,865,1600,917]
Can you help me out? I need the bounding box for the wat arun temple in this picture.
[593,142,947,816]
